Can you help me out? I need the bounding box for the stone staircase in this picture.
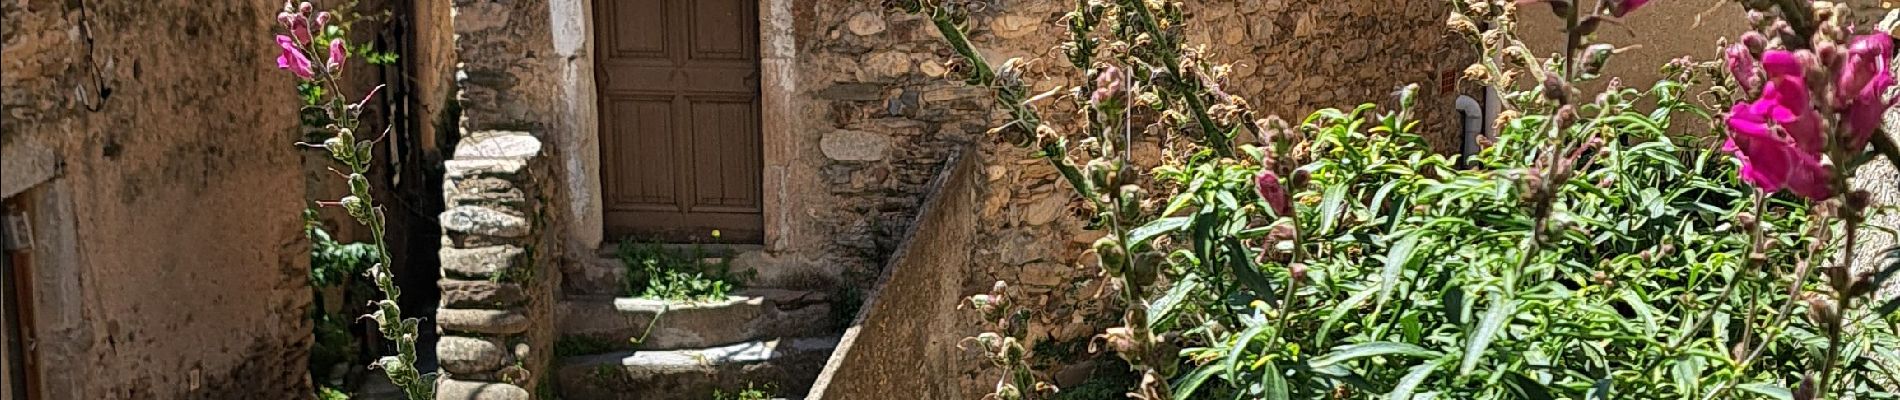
[553,257,842,400]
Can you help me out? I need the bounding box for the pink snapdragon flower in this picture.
[1725,50,1834,200]
[1255,170,1291,217]
[277,11,311,45]
[1725,44,1760,91]
[328,39,348,73]
[1837,34,1894,151]
[276,35,315,80]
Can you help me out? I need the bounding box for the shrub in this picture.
[897,0,1900,398]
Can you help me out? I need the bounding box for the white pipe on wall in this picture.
[1455,94,1484,158]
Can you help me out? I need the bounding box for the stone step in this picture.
[554,336,840,400]
[565,253,770,297]
[558,289,836,351]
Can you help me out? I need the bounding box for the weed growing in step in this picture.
[617,236,752,302]
[710,383,775,400]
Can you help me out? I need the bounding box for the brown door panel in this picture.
[596,0,762,244]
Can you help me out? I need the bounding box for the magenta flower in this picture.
[276,35,314,80]
[1611,0,1650,17]
[1724,44,1759,91]
[1756,51,1825,153]
[1254,170,1291,217]
[1726,102,1834,199]
[328,38,347,72]
[1726,50,1835,200]
[278,12,311,45]
[1837,34,1894,150]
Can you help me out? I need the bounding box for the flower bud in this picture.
[1099,327,1139,354]
[1740,31,1768,55]
[1086,159,1119,191]
[1448,12,1480,37]
[1001,336,1026,362]
[1463,64,1490,82]
[1541,74,1570,104]
[1288,262,1307,282]
[1288,168,1311,191]
[1093,236,1127,276]
[349,173,371,196]
[1090,65,1126,109]
[1580,43,1618,77]
[1805,295,1837,327]
[315,11,331,27]
[1254,169,1291,217]
[298,2,313,15]
[1725,43,1761,90]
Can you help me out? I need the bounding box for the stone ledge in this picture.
[556,289,835,351]
[440,246,526,279]
[554,336,840,400]
[455,131,542,160]
[436,378,529,400]
[439,336,511,375]
[441,206,529,238]
[440,280,528,308]
[438,308,530,335]
[445,159,530,179]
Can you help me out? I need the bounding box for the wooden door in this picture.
[596,0,764,244]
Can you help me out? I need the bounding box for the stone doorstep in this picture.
[554,336,840,400]
[557,289,836,351]
[564,252,769,297]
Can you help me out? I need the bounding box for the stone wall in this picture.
[0,0,313,398]
[806,148,981,400]
[435,132,562,399]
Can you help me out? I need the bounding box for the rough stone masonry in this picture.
[435,132,561,400]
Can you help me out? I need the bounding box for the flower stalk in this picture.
[273,2,432,399]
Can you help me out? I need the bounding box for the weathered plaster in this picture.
[550,0,605,253]
[2,1,313,398]
[0,139,57,199]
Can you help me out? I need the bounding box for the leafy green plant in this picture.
[898,0,1900,398]
[616,239,750,301]
[318,385,352,400]
[709,383,774,400]
[303,209,377,392]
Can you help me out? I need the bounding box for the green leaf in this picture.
[1224,321,1270,383]
[1129,217,1191,247]
[1172,362,1225,399]
[1617,289,1660,335]
[1505,372,1556,400]
[1319,184,1349,235]
[1377,232,1424,313]
[1317,285,1379,346]
[1309,342,1442,369]
[1260,360,1290,400]
[1734,382,1793,400]
[1459,296,1518,376]
[1224,239,1279,305]
[1386,360,1443,400]
[1147,274,1203,331]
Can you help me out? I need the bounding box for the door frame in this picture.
[1,200,42,400]
[569,0,798,251]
